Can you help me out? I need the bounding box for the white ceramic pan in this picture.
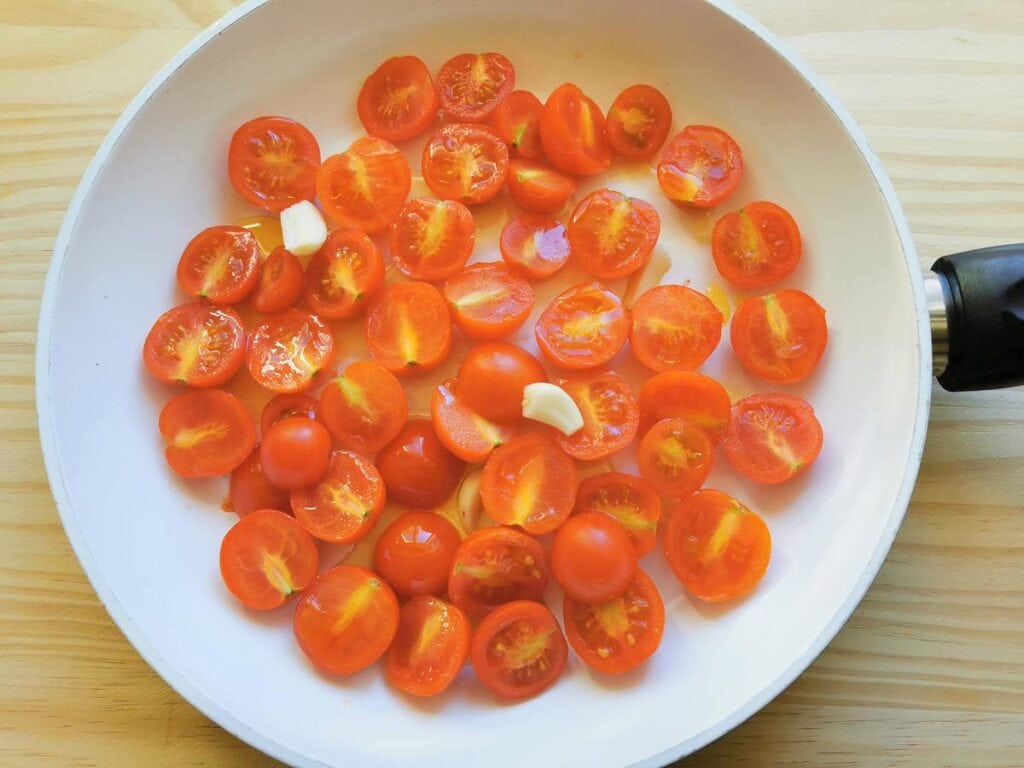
[35,0,1024,766]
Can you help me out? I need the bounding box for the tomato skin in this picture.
[505,160,577,215]
[443,262,535,341]
[568,189,660,280]
[318,360,408,454]
[290,450,386,543]
[304,228,385,319]
[535,281,629,370]
[638,371,731,442]
[260,393,320,436]
[176,226,261,305]
[158,389,256,478]
[376,419,464,508]
[431,378,521,463]
[358,55,437,143]
[228,116,320,213]
[657,125,743,208]
[373,511,461,597]
[574,472,662,555]
[247,309,335,393]
[470,600,568,700]
[712,201,802,288]
[219,509,319,610]
[555,370,639,461]
[499,213,571,280]
[365,282,452,376]
[422,123,510,206]
[457,342,547,422]
[491,90,545,160]
[389,197,475,281]
[730,289,828,383]
[143,303,245,388]
[436,52,515,123]
[228,448,291,518]
[540,83,611,176]
[605,84,672,161]
[250,247,304,314]
[630,285,723,372]
[551,512,637,603]
[637,417,714,498]
[317,137,411,234]
[386,595,471,697]
[260,416,332,491]
[447,527,549,616]
[722,393,823,484]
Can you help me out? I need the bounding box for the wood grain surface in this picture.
[1,1,1022,765]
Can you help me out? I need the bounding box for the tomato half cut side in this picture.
[386,595,471,697]
[491,90,545,160]
[319,360,408,454]
[436,52,515,123]
[722,393,823,484]
[373,512,461,598]
[605,84,673,161]
[657,125,743,208]
[730,289,828,383]
[358,55,438,143]
[219,509,319,610]
[293,565,400,675]
[637,417,714,498]
[568,188,660,279]
[574,472,662,555]
[712,201,802,287]
[304,227,385,319]
[176,226,261,305]
[432,378,520,463]
[389,197,475,281]
[317,137,411,234]
[422,123,509,206]
[535,282,628,370]
[563,568,665,674]
[448,527,549,616]
[228,116,320,213]
[249,246,304,314]
[505,160,576,215]
[158,389,256,478]
[143,303,245,387]
[470,600,568,700]
[456,341,547,422]
[555,370,639,460]
[630,285,723,372]
[290,449,385,543]
[228,448,290,518]
[499,213,571,280]
[639,370,731,441]
[377,419,465,509]
[540,83,611,176]
[247,308,335,393]
[443,262,535,341]
[260,393,320,436]
[366,281,452,376]
[663,489,771,602]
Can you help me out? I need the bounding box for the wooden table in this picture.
[2,1,1022,765]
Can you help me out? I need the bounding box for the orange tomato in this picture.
[260,416,332,491]
[630,285,723,372]
[435,52,515,122]
[431,378,521,463]
[491,90,545,160]
[574,472,662,555]
[422,123,509,205]
[505,160,576,214]
[637,417,714,498]
[228,448,291,518]
[540,83,611,176]
[228,116,320,213]
[373,512,461,598]
[551,512,637,603]
[289,450,385,543]
[317,136,411,234]
[712,201,802,288]
[567,188,660,279]
[657,125,743,208]
[443,263,535,341]
[247,309,335,393]
[357,55,438,142]
[158,389,255,478]
[730,289,827,383]
[389,197,475,281]
[456,341,547,422]
[638,371,732,441]
[499,213,571,280]
[176,226,261,305]
[303,227,385,319]
[722,393,823,484]
[376,419,464,508]
[447,527,549,617]
[319,360,408,454]
[143,303,245,387]
[605,84,672,161]
[535,282,628,370]
[365,282,452,376]
[555,370,639,460]
[249,246,304,315]
[386,595,471,697]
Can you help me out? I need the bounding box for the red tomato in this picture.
[605,84,673,161]
[376,419,464,508]
[250,246,304,314]
[574,472,662,555]
[630,285,723,372]
[158,389,256,478]
[722,393,823,484]
[499,213,571,280]
[563,568,665,675]
[219,509,319,610]
[505,160,577,214]
[304,228,385,319]
[457,341,546,422]
[319,360,408,454]
[637,417,714,498]
[491,90,545,160]
[293,565,399,675]
[535,282,628,370]
[442,263,534,341]
[567,189,660,280]
[422,123,509,206]
[730,289,828,383]
[176,226,260,305]
[228,449,290,518]
[228,116,320,213]
[480,433,578,535]
[247,308,334,393]
[386,595,471,697]
[365,282,452,375]
[373,511,461,597]
[712,201,802,287]
[317,137,411,234]
[435,52,515,122]
[358,55,438,143]
[657,125,743,208]
[638,371,731,442]
[431,378,520,463]
[540,83,611,176]
[260,416,332,491]
[290,450,385,543]
[470,600,567,700]
[389,197,475,281]
[663,489,771,601]
[260,393,320,436]
[448,527,549,616]
[551,512,637,603]
[143,303,245,387]
[556,370,639,460]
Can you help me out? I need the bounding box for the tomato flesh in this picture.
[730,289,827,383]
[540,83,611,176]
[317,137,411,234]
[491,90,544,160]
[228,116,320,213]
[386,596,471,697]
[443,263,534,341]
[499,213,571,280]
[373,511,461,598]
[365,282,452,375]
[358,55,437,143]
[389,197,475,281]
[436,52,515,122]
[712,201,802,287]
[143,303,245,387]
[448,527,549,616]
[568,189,660,280]
[158,389,256,478]
[657,125,743,208]
[319,360,408,454]
[505,160,576,215]
[422,123,509,205]
[250,246,304,314]
[304,227,385,319]
[176,226,261,305]
[638,371,731,442]
[605,84,672,161]
[290,450,385,543]
[630,285,723,372]
[555,370,639,460]
[260,393,320,436]
[432,378,520,463]
[638,417,714,498]
[722,393,823,484]
[535,282,628,370]
[247,308,335,393]
[574,472,662,555]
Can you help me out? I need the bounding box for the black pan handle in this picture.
[930,244,1024,391]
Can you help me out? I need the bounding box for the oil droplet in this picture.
[237,215,283,256]
[707,282,731,324]
[685,210,715,245]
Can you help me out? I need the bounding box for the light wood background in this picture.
[1,1,1022,765]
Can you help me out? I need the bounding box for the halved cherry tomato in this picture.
[505,160,576,214]
[376,419,464,508]
[260,416,332,491]
[389,197,475,281]
[247,308,334,393]
[535,282,628,370]
[317,137,411,234]
[219,509,319,610]
[228,449,290,518]
[470,600,567,700]
[657,125,743,208]
[176,226,261,305]
[358,55,438,143]
[250,246,304,314]
[386,595,471,697]
[290,449,385,543]
[663,489,771,601]
[457,341,546,422]
[637,417,714,498]
[638,371,731,441]
[630,285,723,372]
[551,512,637,603]
[442,263,534,341]
[260,393,320,436]
[422,123,509,206]
[568,188,660,280]
[491,90,544,160]
[480,433,577,535]
[448,527,549,616]
[158,389,256,478]
[365,281,452,375]
[730,289,828,383]
[556,370,639,460]
[373,511,461,597]
[304,227,385,319]
[605,84,673,161]
[712,201,802,287]
[499,213,570,280]
[319,360,408,454]
[722,393,823,484]
[143,303,245,387]
[432,378,520,463]
[228,116,320,213]
[540,83,611,176]
[574,472,662,555]
[293,565,399,675]
[435,52,515,122]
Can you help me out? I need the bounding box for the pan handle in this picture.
[929,244,1024,391]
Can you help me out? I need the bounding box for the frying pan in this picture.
[34,0,1024,766]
